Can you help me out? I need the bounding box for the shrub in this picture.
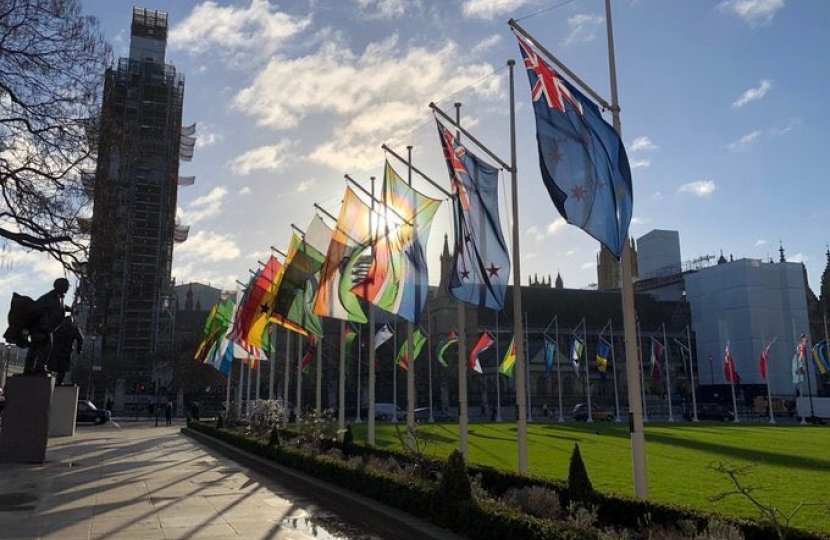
[440,449,472,504]
[268,426,281,447]
[568,443,594,502]
[502,485,561,520]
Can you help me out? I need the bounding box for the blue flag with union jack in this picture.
[516,35,633,259]
[436,119,510,310]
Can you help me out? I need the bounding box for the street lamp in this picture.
[88,334,97,401]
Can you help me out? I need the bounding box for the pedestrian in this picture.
[165,401,173,426]
[49,312,83,385]
[105,397,114,414]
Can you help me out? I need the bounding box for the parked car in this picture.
[374,403,405,421]
[77,400,111,424]
[572,403,614,422]
[413,407,457,422]
[683,402,735,422]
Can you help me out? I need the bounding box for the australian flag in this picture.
[436,119,510,310]
[516,35,633,259]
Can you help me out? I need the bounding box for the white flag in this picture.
[375,324,393,350]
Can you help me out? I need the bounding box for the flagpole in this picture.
[246,358,252,416]
[237,355,244,418]
[406,144,416,451]
[339,321,346,437]
[454,102,469,459]
[392,320,399,423]
[525,312,533,422]
[556,317,564,422]
[269,324,276,400]
[367,174,377,442]
[726,340,739,423]
[610,320,621,422]
[584,319,592,423]
[316,336,323,412]
[283,328,291,427]
[427,304,435,422]
[663,323,674,422]
[687,325,699,422]
[255,359,261,402]
[638,321,648,422]
[496,312,502,421]
[225,363,231,415]
[296,336,302,422]
[507,59,529,474]
[762,329,775,424]
[356,326,363,424]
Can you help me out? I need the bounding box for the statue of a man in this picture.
[23,278,70,375]
[49,312,84,385]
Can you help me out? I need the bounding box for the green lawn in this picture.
[351,421,830,533]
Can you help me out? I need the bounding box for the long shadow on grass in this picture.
[642,430,830,471]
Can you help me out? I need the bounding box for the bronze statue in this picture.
[49,312,83,385]
[19,278,71,375]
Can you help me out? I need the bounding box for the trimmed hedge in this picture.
[187,421,824,540]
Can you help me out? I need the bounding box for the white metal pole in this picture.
[584,321,592,423]
[245,359,252,416]
[525,312,533,422]
[762,330,775,424]
[283,328,291,427]
[663,324,674,422]
[687,325,699,422]
[427,305,434,422]
[255,360,261,402]
[237,357,244,417]
[355,326,363,423]
[392,321,399,423]
[638,321,648,422]
[507,59,528,474]
[268,324,276,400]
[610,320,621,422]
[316,336,322,413]
[406,145,416,450]
[339,321,346,436]
[296,335,303,422]
[496,312,502,421]
[455,102,469,459]
[556,317,564,422]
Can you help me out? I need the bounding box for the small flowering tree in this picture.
[248,400,285,437]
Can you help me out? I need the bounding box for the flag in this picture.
[811,339,829,375]
[344,325,357,349]
[724,342,740,386]
[759,341,773,381]
[374,324,393,350]
[247,255,308,345]
[229,256,281,350]
[516,34,633,259]
[395,328,427,371]
[272,216,332,337]
[436,120,510,310]
[793,333,807,385]
[436,331,458,368]
[313,187,373,322]
[649,339,663,380]
[570,335,584,377]
[351,162,441,323]
[301,336,317,374]
[596,340,610,373]
[543,336,556,379]
[469,332,493,374]
[499,336,517,377]
[194,293,234,363]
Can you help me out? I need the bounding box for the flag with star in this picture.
[351,161,441,323]
[436,119,510,310]
[499,336,517,377]
[228,256,280,350]
[516,34,633,259]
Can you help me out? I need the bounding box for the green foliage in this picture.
[439,449,472,504]
[342,424,355,456]
[268,426,281,447]
[501,485,561,520]
[567,443,594,503]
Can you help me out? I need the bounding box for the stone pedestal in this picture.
[49,385,79,438]
[0,374,55,463]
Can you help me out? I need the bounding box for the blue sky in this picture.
[3,0,829,329]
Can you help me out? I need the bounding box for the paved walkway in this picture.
[0,421,388,540]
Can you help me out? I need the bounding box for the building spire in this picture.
[779,241,786,262]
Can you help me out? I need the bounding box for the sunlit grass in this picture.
[351,420,830,533]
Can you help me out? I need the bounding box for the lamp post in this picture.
[88,335,97,401]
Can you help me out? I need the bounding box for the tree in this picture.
[0,0,111,271]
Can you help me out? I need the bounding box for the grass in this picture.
[350,420,830,534]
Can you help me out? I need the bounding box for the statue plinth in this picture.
[0,374,55,463]
[49,385,79,438]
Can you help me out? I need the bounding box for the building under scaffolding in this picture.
[81,7,192,401]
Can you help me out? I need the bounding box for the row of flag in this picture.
[193,34,638,377]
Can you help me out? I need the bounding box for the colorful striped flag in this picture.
[436,331,458,368]
[469,332,494,374]
[650,339,663,380]
[499,336,516,377]
[724,342,740,386]
[543,336,556,379]
[395,328,426,371]
[570,336,584,377]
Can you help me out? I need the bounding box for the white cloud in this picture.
[471,34,502,55]
[526,225,544,241]
[580,262,595,271]
[195,125,224,148]
[630,159,651,169]
[547,218,567,235]
[233,35,499,171]
[178,186,228,225]
[356,0,408,19]
[238,186,251,195]
[755,239,767,247]
[461,0,534,19]
[169,0,311,60]
[678,180,716,197]
[789,252,806,264]
[732,79,772,108]
[564,14,604,47]
[630,216,650,226]
[651,191,663,200]
[717,0,784,26]
[297,179,316,193]
[174,230,241,262]
[629,136,659,153]
[726,130,763,152]
[228,139,296,175]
